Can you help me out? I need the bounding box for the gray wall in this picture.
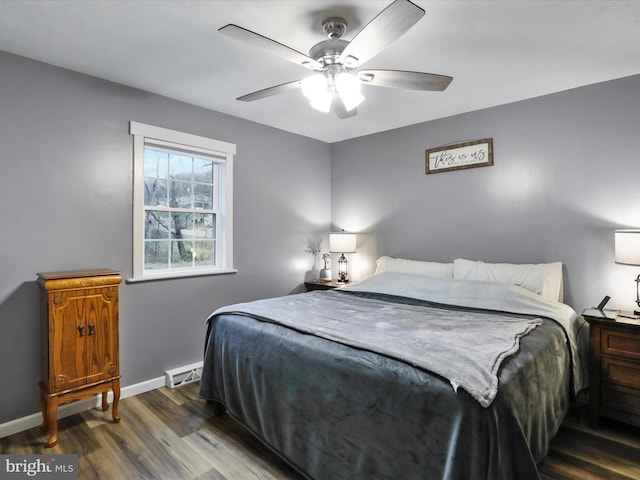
[331,74,640,313]
[2,46,638,427]
[0,51,331,423]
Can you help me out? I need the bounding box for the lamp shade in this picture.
[336,72,365,111]
[329,232,357,253]
[615,230,640,265]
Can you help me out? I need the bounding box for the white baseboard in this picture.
[0,376,166,439]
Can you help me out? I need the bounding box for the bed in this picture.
[199,258,587,480]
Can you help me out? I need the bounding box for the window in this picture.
[129,122,236,281]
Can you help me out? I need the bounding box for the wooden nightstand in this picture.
[583,309,640,428]
[304,279,343,291]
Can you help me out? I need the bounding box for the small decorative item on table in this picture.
[319,253,332,281]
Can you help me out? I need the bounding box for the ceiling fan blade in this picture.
[237,80,302,102]
[220,24,322,70]
[332,95,358,119]
[358,69,453,91]
[338,0,425,68]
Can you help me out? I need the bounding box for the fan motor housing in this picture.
[309,17,350,67]
[309,39,349,66]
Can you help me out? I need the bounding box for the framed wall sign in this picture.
[425,138,493,174]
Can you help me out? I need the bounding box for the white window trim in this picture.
[128,121,237,282]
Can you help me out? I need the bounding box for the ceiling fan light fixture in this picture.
[309,95,332,113]
[301,74,332,112]
[301,74,328,99]
[336,72,365,111]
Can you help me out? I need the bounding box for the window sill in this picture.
[126,268,238,284]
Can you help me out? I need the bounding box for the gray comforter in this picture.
[199,274,583,480]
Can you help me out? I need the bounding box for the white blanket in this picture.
[342,272,585,395]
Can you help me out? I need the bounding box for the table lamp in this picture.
[329,231,357,283]
[615,229,640,314]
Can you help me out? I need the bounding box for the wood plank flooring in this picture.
[1,383,639,479]
[539,412,640,480]
[0,383,301,480]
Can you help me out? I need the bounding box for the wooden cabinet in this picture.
[37,269,122,447]
[583,311,640,428]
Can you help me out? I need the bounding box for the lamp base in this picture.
[337,253,349,284]
[319,269,332,281]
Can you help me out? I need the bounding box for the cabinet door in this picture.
[84,286,119,384]
[49,289,87,391]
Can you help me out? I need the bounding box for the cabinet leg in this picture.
[101,390,109,411]
[111,379,121,423]
[46,396,59,447]
[39,390,48,431]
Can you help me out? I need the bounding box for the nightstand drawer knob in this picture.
[77,325,85,337]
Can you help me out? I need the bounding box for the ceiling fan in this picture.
[219,0,453,119]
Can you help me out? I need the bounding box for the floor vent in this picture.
[164,361,203,389]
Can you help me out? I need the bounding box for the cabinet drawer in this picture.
[601,328,640,360]
[601,357,640,389]
[601,383,640,417]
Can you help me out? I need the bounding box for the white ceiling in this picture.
[1,1,639,143]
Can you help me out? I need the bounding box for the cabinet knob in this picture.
[77,325,85,337]
[88,323,95,336]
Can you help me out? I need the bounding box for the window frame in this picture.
[129,121,236,282]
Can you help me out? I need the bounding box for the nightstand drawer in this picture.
[602,357,640,389]
[601,383,640,418]
[601,328,640,360]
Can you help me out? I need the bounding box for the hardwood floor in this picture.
[0,383,301,480]
[539,412,640,480]
[1,383,639,479]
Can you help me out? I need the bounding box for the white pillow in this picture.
[452,258,563,302]
[375,256,453,279]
